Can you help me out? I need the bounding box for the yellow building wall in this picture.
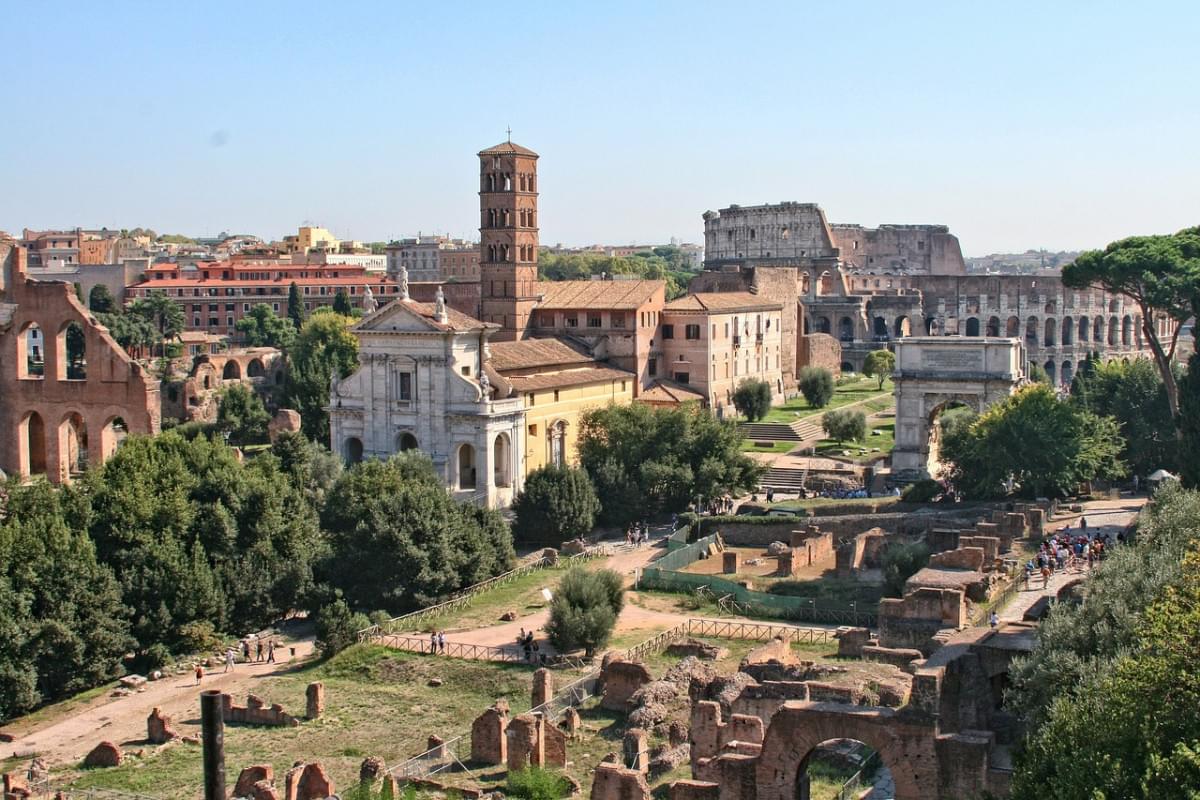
[520,377,635,475]
[298,226,339,253]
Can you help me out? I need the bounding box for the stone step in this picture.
[739,422,803,441]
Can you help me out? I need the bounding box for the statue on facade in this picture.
[434,286,447,322]
[398,265,409,300]
[479,369,491,401]
[362,284,378,314]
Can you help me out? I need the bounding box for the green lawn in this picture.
[813,421,896,463]
[761,378,893,424]
[740,439,798,454]
[399,565,568,633]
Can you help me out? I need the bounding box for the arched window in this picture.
[1122,315,1133,346]
[1062,317,1073,345]
[345,437,364,464]
[965,317,980,337]
[20,411,47,477]
[247,358,266,378]
[1044,318,1056,347]
[100,416,128,462]
[1094,317,1103,342]
[986,316,1000,337]
[1026,317,1039,344]
[398,432,418,452]
[59,321,87,380]
[815,316,831,335]
[1108,316,1118,346]
[894,316,911,338]
[1045,360,1057,385]
[873,317,888,338]
[1078,316,1089,342]
[458,443,476,490]
[1006,316,1020,337]
[838,317,854,342]
[493,433,511,488]
[17,322,44,379]
[223,360,241,380]
[1062,361,1074,387]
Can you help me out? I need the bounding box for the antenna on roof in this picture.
[506,126,512,143]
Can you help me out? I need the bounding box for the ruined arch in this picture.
[1107,316,1118,346]
[818,271,834,296]
[1025,316,1038,345]
[1061,316,1073,345]
[19,411,48,477]
[1122,314,1133,346]
[894,316,911,338]
[925,316,938,335]
[223,360,242,380]
[1078,315,1089,342]
[344,436,363,464]
[99,416,128,462]
[58,321,87,380]
[814,316,831,335]
[58,411,88,478]
[754,703,935,800]
[1093,317,1103,342]
[964,317,980,337]
[1044,360,1056,385]
[985,316,1000,337]
[1062,360,1074,387]
[873,316,888,338]
[247,358,266,378]
[838,317,853,342]
[1043,318,1056,347]
[1005,316,1020,337]
[17,321,45,379]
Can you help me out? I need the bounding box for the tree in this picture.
[215,384,270,446]
[545,568,624,657]
[314,596,369,659]
[287,282,306,329]
[285,311,359,444]
[1063,227,1200,426]
[1179,355,1200,488]
[235,303,297,349]
[332,288,353,316]
[798,366,835,408]
[577,403,765,527]
[822,409,867,444]
[318,454,516,613]
[1070,357,1178,478]
[1026,362,1050,384]
[511,465,600,545]
[1008,486,1200,798]
[88,284,116,313]
[96,311,157,354]
[732,379,772,422]
[880,541,930,597]
[941,384,1125,499]
[128,290,184,355]
[862,349,895,391]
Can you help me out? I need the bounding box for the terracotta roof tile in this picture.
[639,379,707,404]
[478,140,539,157]
[488,338,595,372]
[505,365,634,392]
[535,280,664,311]
[663,292,782,313]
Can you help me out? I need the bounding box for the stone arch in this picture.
[17,321,45,379]
[925,316,938,335]
[1078,315,1089,342]
[964,317,980,337]
[1005,316,1020,337]
[458,443,477,490]
[1109,298,1119,313]
[247,358,267,378]
[1061,316,1073,345]
[493,432,511,488]
[19,411,48,477]
[1093,317,1103,342]
[344,436,363,464]
[838,317,854,342]
[1044,360,1056,385]
[1122,314,1133,346]
[840,361,854,373]
[754,703,936,800]
[58,411,89,478]
[818,271,835,296]
[1062,360,1074,387]
[1107,316,1118,346]
[223,360,242,380]
[814,316,831,335]
[873,316,889,338]
[58,320,87,381]
[1025,316,1038,345]
[985,316,1000,337]
[894,316,911,338]
[397,431,418,452]
[99,415,128,462]
[800,273,811,295]
[1043,317,1056,347]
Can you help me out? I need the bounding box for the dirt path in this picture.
[5,639,315,766]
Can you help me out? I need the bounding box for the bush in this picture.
[822,409,867,443]
[901,479,942,503]
[506,767,572,800]
[176,620,224,654]
[799,367,835,408]
[880,541,930,597]
[732,378,773,421]
[545,568,625,657]
[512,465,600,545]
[315,598,370,658]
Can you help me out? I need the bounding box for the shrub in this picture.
[176,620,224,654]
[798,367,835,408]
[506,767,572,800]
[822,409,867,443]
[881,541,930,597]
[512,465,601,545]
[545,568,625,657]
[901,479,942,503]
[732,378,773,421]
[315,597,370,658]
[862,349,895,390]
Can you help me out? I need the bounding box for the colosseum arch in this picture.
[1062,316,1073,345]
[894,315,911,338]
[1005,316,1020,337]
[19,411,48,478]
[58,411,88,479]
[985,316,1000,337]
[1107,316,1118,346]
[1093,317,1103,341]
[1078,315,1089,342]
[1122,315,1133,346]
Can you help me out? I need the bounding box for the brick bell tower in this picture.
[479,135,539,340]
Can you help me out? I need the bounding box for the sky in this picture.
[2,1,1198,256]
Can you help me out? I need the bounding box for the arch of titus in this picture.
[891,337,1026,480]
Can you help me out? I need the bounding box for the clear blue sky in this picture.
[2,1,1197,255]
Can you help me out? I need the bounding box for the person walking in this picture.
[224,648,235,673]
[194,664,204,685]
[242,640,251,662]
[256,640,264,662]
[438,631,447,654]
[267,640,276,664]
[989,611,999,629]
[430,631,438,654]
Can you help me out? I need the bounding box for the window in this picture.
[273,303,280,312]
[209,303,218,312]
[226,316,233,326]
[648,357,657,377]
[243,304,250,312]
[612,314,625,329]
[588,314,601,328]
[674,371,689,384]
[662,324,674,339]
[527,392,535,406]
[398,372,412,401]
[528,424,538,436]
[461,366,470,376]
[566,315,578,328]
[685,324,701,340]
[209,317,218,327]
[553,390,560,402]
[193,317,200,327]
[225,304,234,312]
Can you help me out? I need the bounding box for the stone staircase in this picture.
[759,466,808,492]
[740,417,825,444]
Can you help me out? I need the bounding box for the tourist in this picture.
[195,664,204,685]
[438,631,447,653]
[430,631,437,654]
[242,640,251,661]
[1080,516,1088,532]
[256,640,264,662]
[1040,564,1051,588]
[989,611,999,629]
[267,640,276,663]
[224,648,236,673]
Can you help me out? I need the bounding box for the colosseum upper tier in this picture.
[693,202,1164,387]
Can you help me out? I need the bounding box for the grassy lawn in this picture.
[740,439,798,454]
[761,378,893,424]
[397,566,568,633]
[813,421,895,464]
[62,645,537,799]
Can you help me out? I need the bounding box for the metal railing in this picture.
[684,618,833,645]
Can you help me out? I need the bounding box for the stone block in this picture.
[305,682,324,720]
[623,728,649,772]
[589,763,649,800]
[722,551,738,574]
[470,703,508,765]
[835,627,874,658]
[532,668,553,708]
[295,763,334,800]
[83,741,122,768]
[861,645,924,669]
[669,780,719,800]
[235,765,274,798]
[600,660,653,711]
[250,780,279,800]
[268,409,302,442]
[929,546,985,571]
[146,707,178,744]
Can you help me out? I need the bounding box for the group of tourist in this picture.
[428,631,448,653]
[624,521,651,546]
[191,638,279,684]
[1024,517,1114,588]
[515,628,543,663]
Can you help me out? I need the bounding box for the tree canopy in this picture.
[862,349,895,390]
[578,403,764,526]
[215,384,270,446]
[287,282,306,329]
[545,568,624,657]
[285,311,359,445]
[88,284,116,313]
[511,465,600,546]
[538,248,697,300]
[732,378,772,422]
[822,409,867,444]
[798,366,835,408]
[941,383,1125,498]
[235,304,297,349]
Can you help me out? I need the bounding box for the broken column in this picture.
[305,682,324,720]
[623,729,649,772]
[532,668,553,708]
[234,765,274,798]
[506,714,544,771]
[561,707,581,736]
[590,762,650,800]
[147,707,179,744]
[470,700,509,765]
[722,551,738,574]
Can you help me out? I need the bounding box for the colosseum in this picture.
[695,202,1164,385]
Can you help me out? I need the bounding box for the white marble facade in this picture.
[329,294,524,508]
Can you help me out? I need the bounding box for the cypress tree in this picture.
[287,282,305,329]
